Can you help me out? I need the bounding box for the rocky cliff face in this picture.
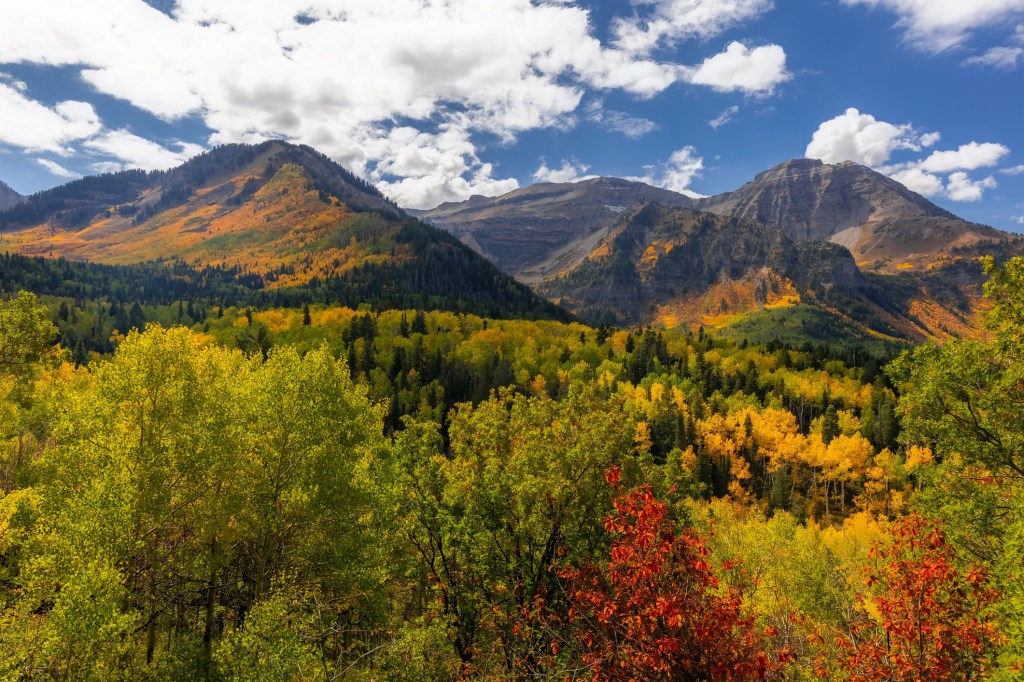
[408,159,1022,342]
[695,159,1005,268]
[413,177,694,282]
[537,203,869,327]
[0,180,22,211]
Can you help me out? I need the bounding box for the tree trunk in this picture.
[203,537,219,680]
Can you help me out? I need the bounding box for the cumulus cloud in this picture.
[888,167,944,196]
[806,108,1008,202]
[686,42,791,95]
[918,142,1011,173]
[585,100,658,139]
[376,163,518,211]
[83,130,205,172]
[0,84,101,154]
[630,146,705,196]
[1001,164,1024,175]
[36,158,80,178]
[0,0,787,207]
[842,0,1024,52]
[709,105,740,129]
[946,171,998,201]
[805,108,921,166]
[533,158,592,184]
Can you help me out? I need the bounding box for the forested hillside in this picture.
[0,142,570,326]
[0,258,1020,679]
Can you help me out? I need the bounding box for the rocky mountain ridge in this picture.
[419,158,1022,343]
[694,158,1004,269]
[412,176,693,282]
[537,202,868,325]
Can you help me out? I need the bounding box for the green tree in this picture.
[378,385,643,674]
[890,256,1024,675]
[0,326,389,678]
[0,291,58,380]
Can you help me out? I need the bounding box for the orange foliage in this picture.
[558,469,792,680]
[0,161,409,289]
[820,514,1001,681]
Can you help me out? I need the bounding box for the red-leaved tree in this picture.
[822,513,1001,681]
[556,466,790,680]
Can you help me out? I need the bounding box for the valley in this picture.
[0,142,1020,680]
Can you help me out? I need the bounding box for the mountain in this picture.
[412,177,694,282]
[419,160,1023,344]
[419,159,1013,279]
[0,141,569,321]
[0,180,21,211]
[535,202,888,332]
[694,158,1006,270]
[535,200,1012,348]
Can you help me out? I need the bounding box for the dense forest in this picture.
[0,245,569,350]
[0,257,1021,679]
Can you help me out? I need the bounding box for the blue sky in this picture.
[0,0,1022,231]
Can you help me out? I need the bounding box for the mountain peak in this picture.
[0,141,402,234]
[0,142,566,321]
[414,175,694,282]
[764,157,824,173]
[0,180,22,211]
[695,156,1002,267]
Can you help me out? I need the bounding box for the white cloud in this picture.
[1001,164,1024,175]
[0,69,202,173]
[888,167,944,196]
[843,0,1024,52]
[709,105,740,129]
[0,0,785,206]
[946,172,998,201]
[0,84,101,154]
[365,121,522,209]
[36,158,80,178]
[611,0,773,55]
[1013,215,1024,224]
[0,72,27,91]
[918,142,1011,173]
[83,130,205,171]
[376,162,518,210]
[805,108,920,166]
[585,100,658,139]
[686,42,791,95]
[964,45,1024,69]
[533,158,591,184]
[630,146,705,196]
[90,161,128,174]
[806,109,1008,202]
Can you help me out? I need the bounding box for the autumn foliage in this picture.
[557,466,790,680]
[822,513,1001,681]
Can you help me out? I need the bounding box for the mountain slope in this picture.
[413,177,694,282]
[419,160,1022,343]
[695,158,1007,269]
[534,201,1004,346]
[0,141,569,321]
[0,180,21,211]
[537,203,874,326]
